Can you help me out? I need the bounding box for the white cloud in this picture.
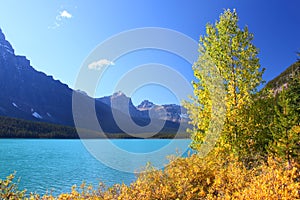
[88,59,115,70]
[60,10,72,19]
[48,9,73,29]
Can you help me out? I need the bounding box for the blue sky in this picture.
[0,0,299,105]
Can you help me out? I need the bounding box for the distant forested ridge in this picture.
[0,115,189,139]
[0,115,78,138]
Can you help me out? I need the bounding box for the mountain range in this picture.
[0,28,189,137]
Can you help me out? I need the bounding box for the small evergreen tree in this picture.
[245,90,275,159]
[269,76,300,168]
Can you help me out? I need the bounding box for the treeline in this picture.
[0,115,79,139]
[0,115,188,139]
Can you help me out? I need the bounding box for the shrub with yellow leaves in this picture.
[1,153,299,199]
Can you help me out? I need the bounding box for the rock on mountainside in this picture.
[0,27,189,135]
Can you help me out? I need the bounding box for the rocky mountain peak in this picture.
[138,100,154,110]
[111,91,127,98]
[0,28,5,40]
[0,28,15,55]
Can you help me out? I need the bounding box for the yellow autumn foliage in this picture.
[2,153,299,199]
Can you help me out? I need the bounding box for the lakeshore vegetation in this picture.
[1,9,299,199]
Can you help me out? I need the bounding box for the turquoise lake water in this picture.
[0,139,191,195]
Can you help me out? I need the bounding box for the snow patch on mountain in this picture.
[12,102,18,108]
[32,112,43,119]
[0,43,14,54]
